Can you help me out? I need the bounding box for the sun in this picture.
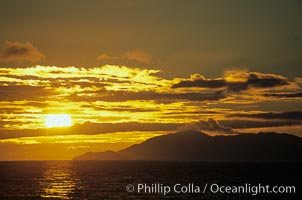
[45,114,72,128]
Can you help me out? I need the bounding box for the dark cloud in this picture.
[172,72,291,92]
[0,122,183,140]
[69,90,226,102]
[80,105,158,113]
[165,110,223,116]
[172,78,226,88]
[0,41,45,62]
[246,73,288,87]
[227,73,289,92]
[0,86,51,101]
[154,91,225,101]
[264,92,302,98]
[71,122,181,135]
[220,119,302,129]
[229,111,302,120]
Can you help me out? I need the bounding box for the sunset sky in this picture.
[1,0,302,160]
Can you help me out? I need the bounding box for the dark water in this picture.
[0,161,300,200]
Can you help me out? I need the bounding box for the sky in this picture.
[0,0,302,160]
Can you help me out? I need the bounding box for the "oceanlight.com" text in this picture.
[125,183,296,196]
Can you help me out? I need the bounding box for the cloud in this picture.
[198,118,235,133]
[2,66,298,103]
[84,91,226,102]
[66,145,90,151]
[97,54,119,61]
[122,49,151,63]
[0,65,161,81]
[264,92,302,98]
[0,41,45,62]
[238,125,302,138]
[97,48,151,63]
[0,122,181,140]
[172,73,226,88]
[220,119,302,129]
[178,115,302,134]
[0,85,51,101]
[178,118,235,134]
[229,111,302,120]
[222,111,302,131]
[238,72,289,90]
[172,71,292,92]
[0,65,302,135]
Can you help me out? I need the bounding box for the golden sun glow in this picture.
[45,114,72,128]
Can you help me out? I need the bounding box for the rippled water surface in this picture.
[0,161,300,199]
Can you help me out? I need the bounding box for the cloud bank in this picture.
[0,65,301,140]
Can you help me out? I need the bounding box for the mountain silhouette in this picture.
[73,131,302,161]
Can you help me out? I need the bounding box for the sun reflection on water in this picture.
[38,161,77,199]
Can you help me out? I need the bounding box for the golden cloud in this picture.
[97,48,151,63]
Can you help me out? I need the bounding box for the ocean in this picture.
[0,161,300,199]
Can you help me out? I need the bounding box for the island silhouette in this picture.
[73,131,302,161]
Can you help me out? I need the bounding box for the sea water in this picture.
[0,161,300,199]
